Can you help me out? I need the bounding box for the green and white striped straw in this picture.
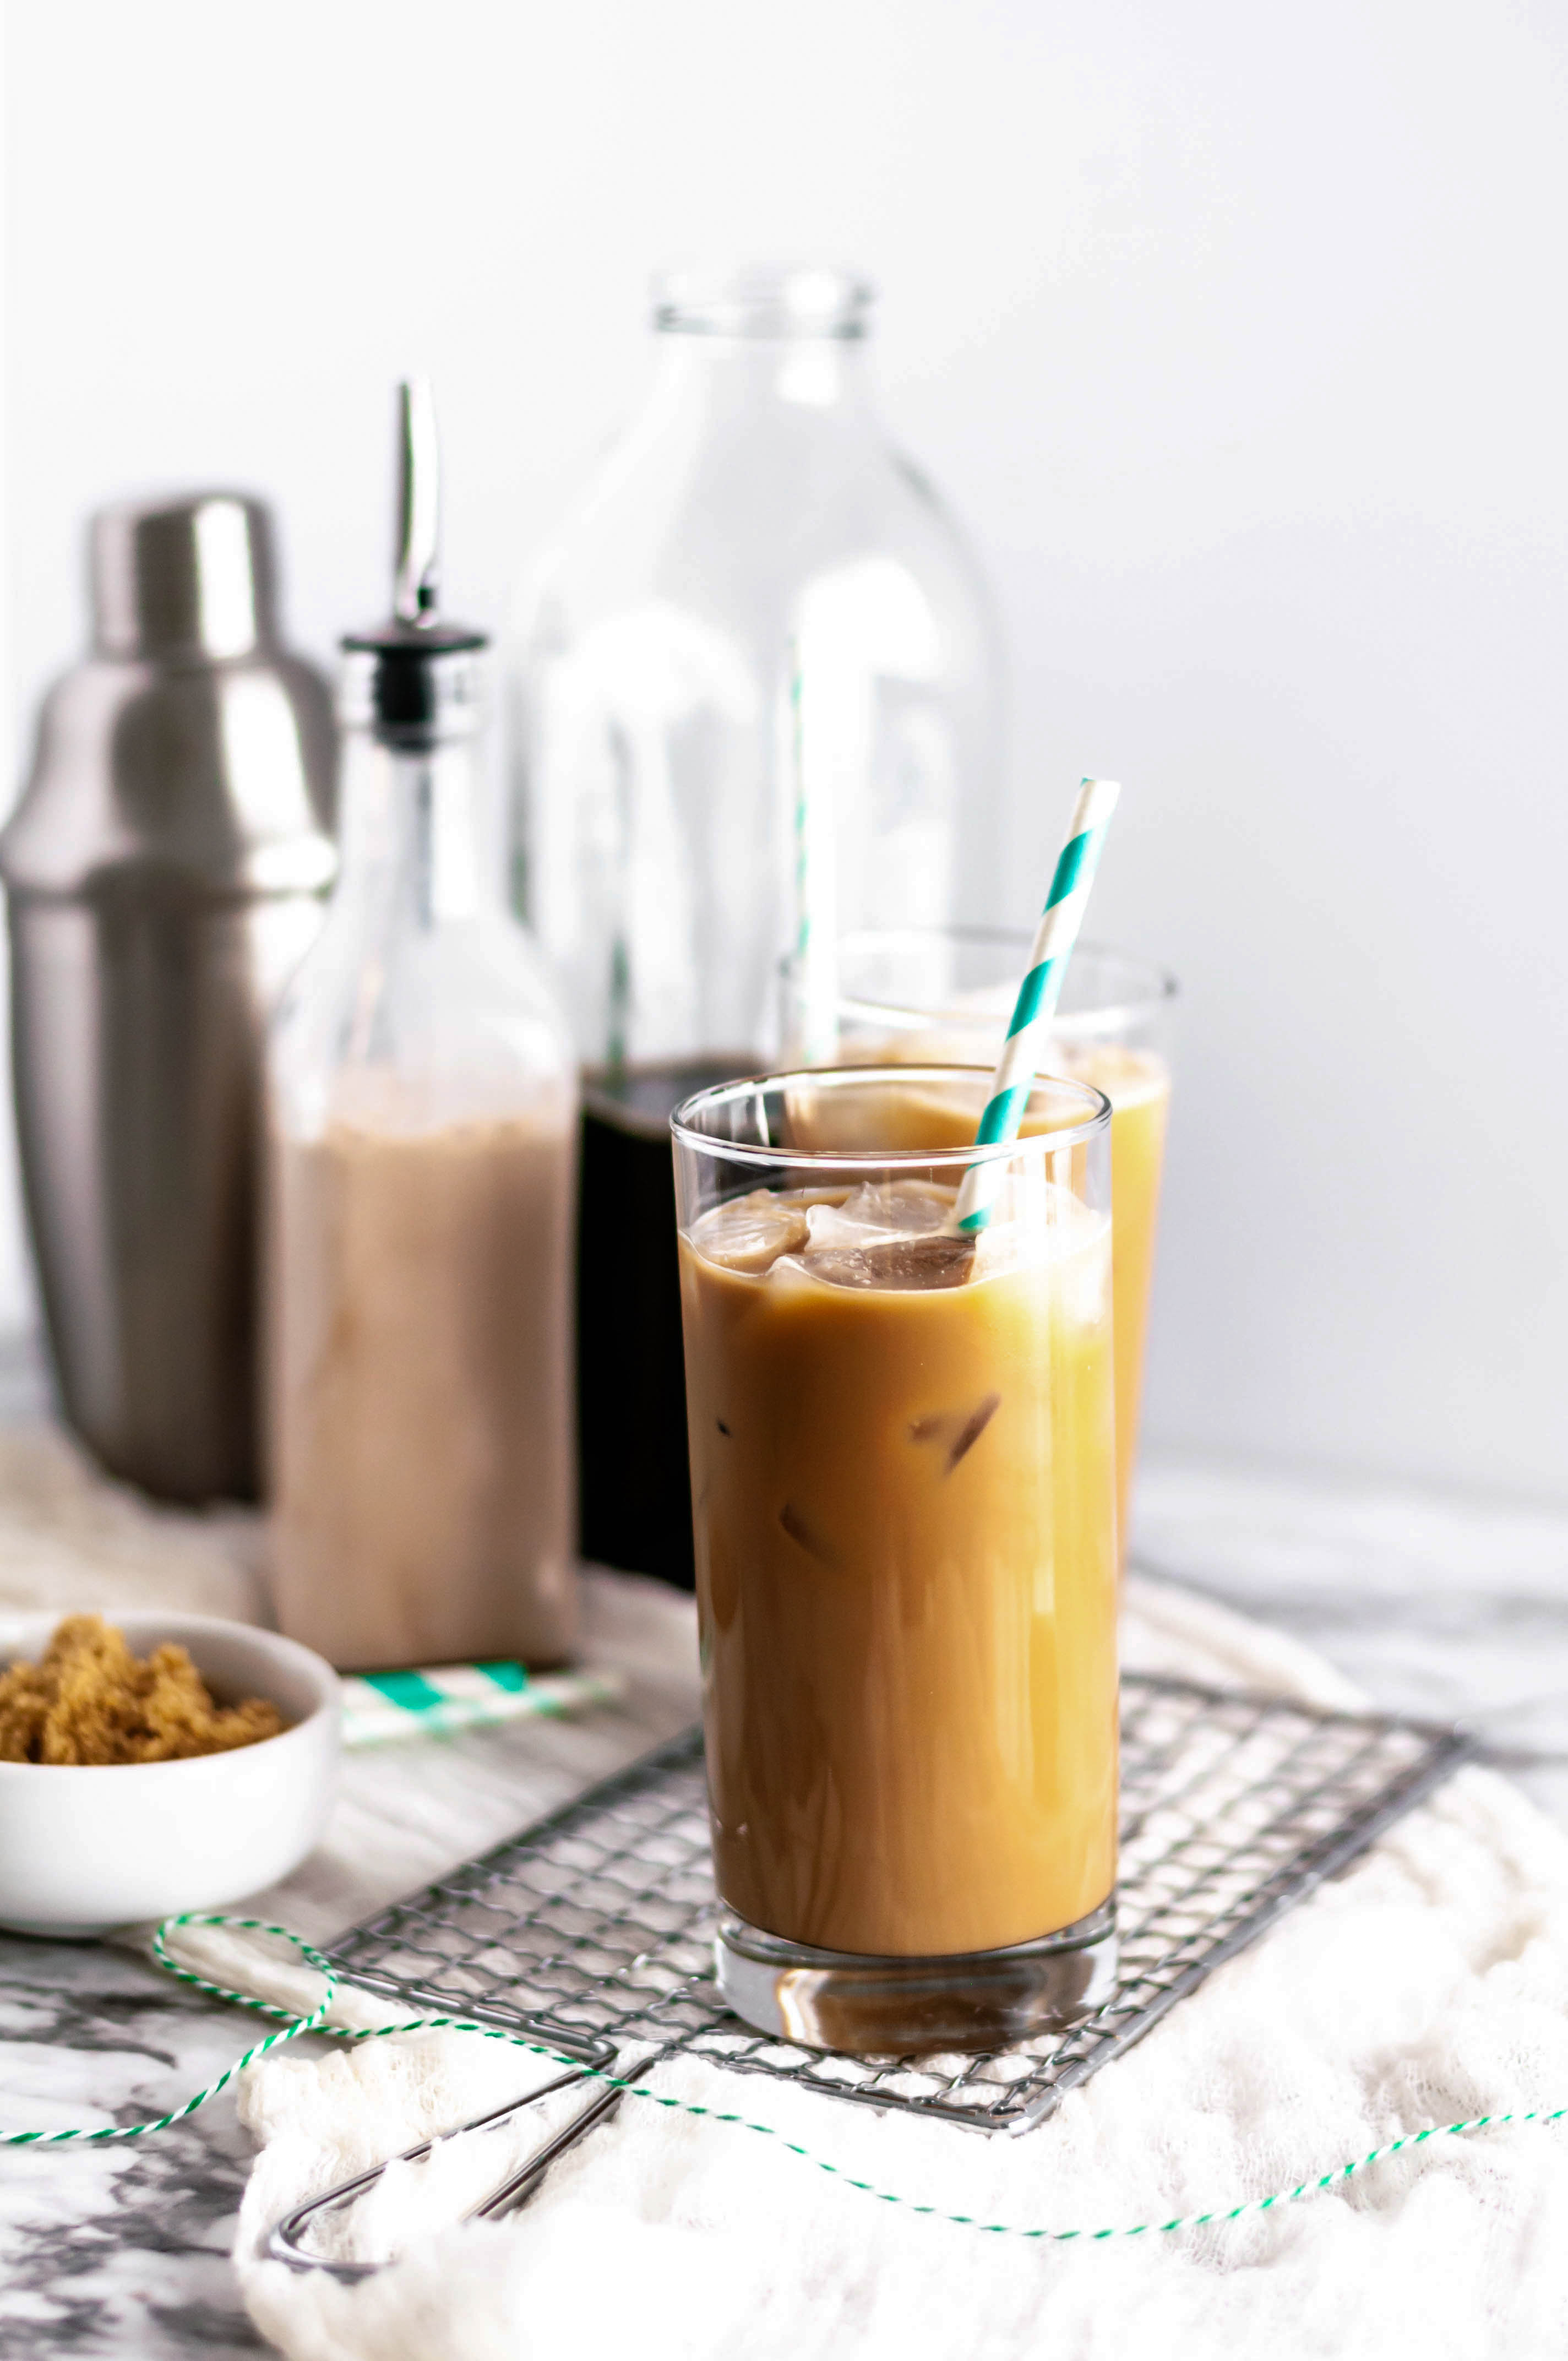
[340,1661,625,1749]
[951,777,1121,1235]
[788,634,839,1067]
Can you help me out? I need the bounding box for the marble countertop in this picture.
[5,1428,1568,2355]
[1135,1455,1568,1823]
[0,1554,702,2360]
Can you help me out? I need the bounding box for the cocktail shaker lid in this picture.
[339,382,486,748]
[1,487,334,902]
[91,492,281,662]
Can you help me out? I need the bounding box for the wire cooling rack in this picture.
[325,1674,1472,2137]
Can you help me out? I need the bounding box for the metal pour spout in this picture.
[339,380,486,747]
[392,378,442,625]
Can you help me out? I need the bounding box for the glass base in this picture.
[715,1901,1117,2054]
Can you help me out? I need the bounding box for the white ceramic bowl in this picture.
[0,1611,340,1936]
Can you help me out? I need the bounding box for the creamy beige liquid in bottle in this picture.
[266,383,579,1671]
[270,1096,576,1669]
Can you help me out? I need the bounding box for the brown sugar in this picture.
[0,1614,284,1765]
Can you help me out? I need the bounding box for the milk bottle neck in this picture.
[643,264,881,437]
[646,333,875,427]
[336,727,482,932]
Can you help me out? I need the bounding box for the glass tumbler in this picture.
[783,929,1177,1565]
[672,1064,1119,2052]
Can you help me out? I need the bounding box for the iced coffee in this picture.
[785,934,1175,1560]
[673,1067,1119,2050]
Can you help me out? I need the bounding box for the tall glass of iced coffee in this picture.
[783,933,1175,1567]
[672,1064,1118,2053]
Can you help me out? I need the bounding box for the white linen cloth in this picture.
[205,1575,1568,2361]
[0,1423,262,1622]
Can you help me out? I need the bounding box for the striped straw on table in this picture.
[340,1661,626,1749]
[951,777,1121,1235]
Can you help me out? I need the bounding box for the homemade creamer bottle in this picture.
[267,386,577,1671]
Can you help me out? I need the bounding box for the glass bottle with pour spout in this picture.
[508,264,1003,1587]
[266,385,578,1671]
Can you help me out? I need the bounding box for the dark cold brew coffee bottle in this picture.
[507,265,1001,1587]
[575,1059,738,1588]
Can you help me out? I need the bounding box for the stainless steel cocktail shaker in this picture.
[0,493,336,1502]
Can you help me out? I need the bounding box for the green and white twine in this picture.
[4,1908,1561,2246]
[952,776,1120,1236]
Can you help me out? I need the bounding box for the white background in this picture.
[5,0,1567,1504]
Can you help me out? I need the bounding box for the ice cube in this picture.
[946,1391,1001,1468]
[910,1392,1002,1473]
[693,1190,811,1275]
[802,1182,950,1250]
[798,1181,974,1291]
[809,1232,977,1291]
[777,1500,839,1568]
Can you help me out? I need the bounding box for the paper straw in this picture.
[951,778,1121,1234]
[788,634,839,1065]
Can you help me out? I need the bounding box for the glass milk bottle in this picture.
[267,385,577,1670]
[509,262,1002,1068]
[508,264,1001,1588]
